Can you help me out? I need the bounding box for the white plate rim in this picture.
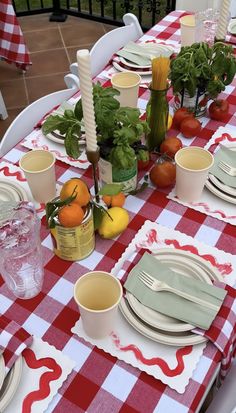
[119,297,207,346]
[112,60,152,76]
[0,356,23,411]
[208,174,236,197]
[4,180,28,202]
[126,253,212,332]
[0,182,22,202]
[119,56,151,70]
[205,178,236,205]
[45,131,65,145]
[228,19,236,35]
[0,356,5,392]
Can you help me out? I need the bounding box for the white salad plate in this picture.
[0,179,28,202]
[208,173,236,197]
[45,131,66,145]
[119,56,151,70]
[119,248,223,346]
[0,356,23,411]
[119,297,207,346]
[0,356,5,392]
[112,60,152,76]
[205,178,236,205]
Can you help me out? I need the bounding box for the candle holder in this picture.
[86,148,100,203]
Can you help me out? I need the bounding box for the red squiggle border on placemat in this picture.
[31,138,88,164]
[208,132,236,152]
[164,239,232,275]
[191,201,236,220]
[0,166,26,182]
[136,229,232,276]
[111,333,192,377]
[22,348,62,413]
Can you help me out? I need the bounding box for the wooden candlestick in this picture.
[86,149,100,202]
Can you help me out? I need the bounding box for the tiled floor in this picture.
[0,13,116,139]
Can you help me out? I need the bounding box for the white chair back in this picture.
[206,361,236,413]
[0,91,8,120]
[0,86,77,157]
[69,13,143,80]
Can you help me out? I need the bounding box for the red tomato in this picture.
[138,159,150,170]
[160,137,183,159]
[208,99,229,121]
[173,108,194,129]
[180,117,201,138]
[150,161,176,188]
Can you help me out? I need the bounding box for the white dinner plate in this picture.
[0,356,5,392]
[228,19,236,35]
[119,56,151,70]
[45,131,66,145]
[112,60,152,76]
[126,248,222,334]
[205,178,236,205]
[0,356,23,411]
[208,174,236,197]
[119,297,207,346]
[126,254,212,333]
[0,179,28,202]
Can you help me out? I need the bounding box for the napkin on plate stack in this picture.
[124,251,227,330]
[0,315,33,374]
[210,147,236,188]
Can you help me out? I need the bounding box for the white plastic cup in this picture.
[175,146,214,203]
[180,15,197,46]
[111,71,141,108]
[19,149,56,203]
[74,271,123,339]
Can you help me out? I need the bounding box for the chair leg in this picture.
[0,91,8,120]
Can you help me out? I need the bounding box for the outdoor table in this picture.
[0,10,235,413]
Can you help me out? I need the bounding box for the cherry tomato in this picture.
[150,161,176,188]
[173,108,194,129]
[208,99,229,121]
[180,117,201,138]
[160,137,183,159]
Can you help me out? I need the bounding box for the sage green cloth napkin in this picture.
[124,252,227,330]
[116,49,151,66]
[210,147,236,188]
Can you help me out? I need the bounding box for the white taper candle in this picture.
[77,50,98,152]
[215,0,231,40]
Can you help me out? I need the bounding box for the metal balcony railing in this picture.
[13,0,176,30]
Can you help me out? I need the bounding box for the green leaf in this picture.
[129,181,148,195]
[99,183,123,196]
[64,127,81,159]
[93,203,105,231]
[74,99,83,120]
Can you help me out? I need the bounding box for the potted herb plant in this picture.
[170,42,236,116]
[42,82,149,193]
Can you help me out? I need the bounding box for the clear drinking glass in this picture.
[0,202,44,299]
[196,8,220,46]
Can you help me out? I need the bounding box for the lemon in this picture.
[167,114,173,130]
[98,207,129,239]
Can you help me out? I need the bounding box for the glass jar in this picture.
[146,87,169,151]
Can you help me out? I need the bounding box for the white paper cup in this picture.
[19,149,56,203]
[111,71,141,108]
[180,15,197,46]
[74,271,123,339]
[175,147,214,203]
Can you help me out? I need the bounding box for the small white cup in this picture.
[175,146,214,203]
[180,15,197,46]
[111,71,141,108]
[19,149,56,203]
[74,271,123,339]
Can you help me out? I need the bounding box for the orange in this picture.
[58,203,84,228]
[60,178,90,207]
[102,192,125,208]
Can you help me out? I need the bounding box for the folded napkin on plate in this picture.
[210,147,236,188]
[0,315,33,373]
[116,49,151,66]
[193,282,236,381]
[124,252,227,330]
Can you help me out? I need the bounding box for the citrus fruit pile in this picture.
[97,191,129,239]
[58,178,90,228]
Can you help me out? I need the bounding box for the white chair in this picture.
[0,85,78,157]
[0,91,8,120]
[206,360,236,413]
[69,13,143,81]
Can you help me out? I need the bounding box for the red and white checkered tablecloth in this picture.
[0,10,236,413]
[0,0,31,70]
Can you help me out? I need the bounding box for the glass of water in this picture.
[0,202,44,299]
[196,8,220,46]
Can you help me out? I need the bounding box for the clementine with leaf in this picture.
[60,178,90,207]
[58,203,84,228]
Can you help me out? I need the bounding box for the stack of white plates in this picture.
[0,179,28,203]
[205,173,236,205]
[0,356,22,410]
[119,248,223,346]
